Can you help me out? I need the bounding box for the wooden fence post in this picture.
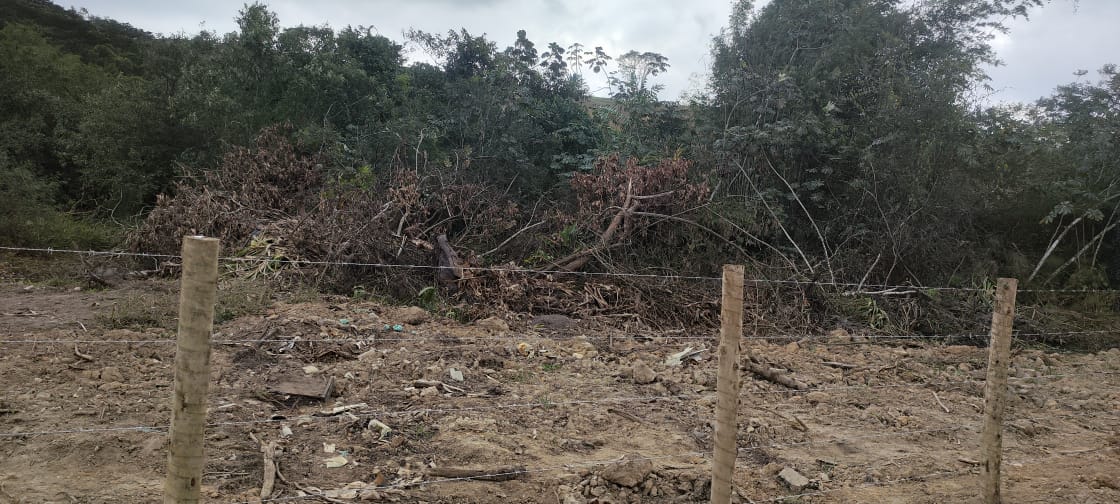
[164,236,220,504]
[711,265,744,504]
[979,277,1017,504]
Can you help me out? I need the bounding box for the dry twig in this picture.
[933,391,951,414]
[745,361,807,390]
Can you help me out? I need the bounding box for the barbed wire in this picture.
[1007,370,1120,382]
[5,245,1119,501]
[1008,411,1120,425]
[206,393,712,428]
[0,425,166,437]
[744,371,1120,397]
[0,246,181,260]
[736,425,973,458]
[248,450,710,504]
[246,426,976,503]
[8,371,1116,439]
[4,324,1119,346]
[11,244,1120,294]
[243,427,970,503]
[0,392,712,438]
[0,381,973,438]
[750,445,1115,502]
[0,246,721,283]
[3,398,1112,500]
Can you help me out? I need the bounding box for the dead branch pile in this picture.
[131,126,323,255]
[130,127,729,326]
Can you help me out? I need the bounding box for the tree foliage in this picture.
[3,0,1119,295]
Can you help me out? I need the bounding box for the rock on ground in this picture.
[601,453,654,488]
[778,467,810,491]
[631,360,657,384]
[398,306,429,325]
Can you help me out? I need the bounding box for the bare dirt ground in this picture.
[1,271,1119,503]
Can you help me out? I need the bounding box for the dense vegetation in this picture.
[2,0,1118,298]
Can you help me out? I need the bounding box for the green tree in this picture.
[705,0,1045,284]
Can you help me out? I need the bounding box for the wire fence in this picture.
[219,418,1116,503]
[4,326,1120,346]
[9,244,1120,294]
[747,447,1116,503]
[3,370,1115,438]
[2,245,1119,502]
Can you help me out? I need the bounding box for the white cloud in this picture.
[984,0,1120,104]
[55,0,1120,103]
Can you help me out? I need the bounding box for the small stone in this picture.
[100,366,124,382]
[358,349,381,362]
[399,306,429,325]
[784,341,800,353]
[476,316,509,332]
[778,467,811,492]
[449,368,465,382]
[631,361,657,384]
[601,453,654,488]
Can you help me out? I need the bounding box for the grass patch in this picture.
[282,285,322,304]
[94,277,275,329]
[216,277,275,323]
[97,291,176,329]
[506,369,535,384]
[0,211,120,251]
[0,253,85,286]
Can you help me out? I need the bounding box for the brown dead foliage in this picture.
[452,266,721,328]
[131,125,322,255]
[131,126,727,326]
[551,155,711,272]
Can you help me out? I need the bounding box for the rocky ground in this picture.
[1,272,1119,503]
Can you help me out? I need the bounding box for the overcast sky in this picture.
[54,0,1119,104]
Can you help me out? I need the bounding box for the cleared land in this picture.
[1,273,1118,503]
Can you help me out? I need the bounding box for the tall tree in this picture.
[706,0,1045,283]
